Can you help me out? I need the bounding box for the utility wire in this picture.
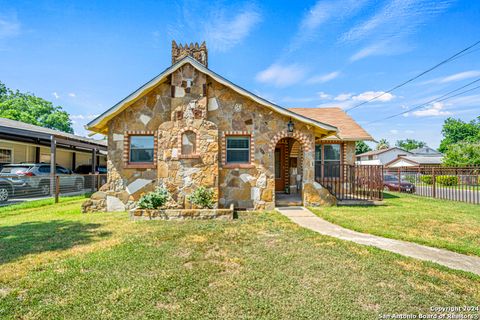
[345,39,480,113]
[367,78,480,124]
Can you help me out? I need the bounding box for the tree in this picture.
[442,141,480,166]
[0,81,73,133]
[395,139,426,151]
[355,141,372,154]
[439,117,480,153]
[376,138,390,150]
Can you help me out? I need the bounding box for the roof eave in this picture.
[86,56,338,135]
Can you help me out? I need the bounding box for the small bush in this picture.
[138,187,169,209]
[420,175,433,185]
[188,187,215,209]
[404,175,416,184]
[436,175,458,186]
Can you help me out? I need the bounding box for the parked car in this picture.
[74,164,107,174]
[383,175,416,193]
[0,177,14,202]
[0,164,85,196]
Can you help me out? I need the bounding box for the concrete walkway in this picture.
[276,206,480,276]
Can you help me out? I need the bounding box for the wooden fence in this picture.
[315,164,384,201]
[384,166,480,204]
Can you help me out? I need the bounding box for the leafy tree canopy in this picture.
[442,141,480,166]
[355,141,372,154]
[0,81,73,133]
[395,139,426,151]
[439,117,480,153]
[376,138,390,150]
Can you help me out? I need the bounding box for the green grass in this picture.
[1,198,479,319]
[310,192,480,257]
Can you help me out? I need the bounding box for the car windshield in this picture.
[0,166,30,174]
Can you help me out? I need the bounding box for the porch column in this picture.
[91,148,97,173]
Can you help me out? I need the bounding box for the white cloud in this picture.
[344,0,452,61]
[256,64,306,87]
[422,70,480,85]
[52,92,60,99]
[342,0,452,43]
[352,91,395,102]
[389,129,399,134]
[318,92,332,100]
[0,14,20,39]
[405,130,415,134]
[204,4,261,52]
[412,102,452,117]
[68,92,76,97]
[70,114,99,120]
[334,93,353,101]
[291,0,369,49]
[307,71,341,84]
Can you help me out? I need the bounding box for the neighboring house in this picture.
[409,146,443,157]
[0,117,106,171]
[356,147,412,166]
[85,41,373,211]
[386,155,443,168]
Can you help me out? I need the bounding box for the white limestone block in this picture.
[256,173,267,188]
[113,133,124,141]
[172,148,178,158]
[107,196,125,212]
[251,187,260,201]
[139,114,151,125]
[240,173,255,183]
[175,86,185,98]
[208,98,219,111]
[126,179,153,194]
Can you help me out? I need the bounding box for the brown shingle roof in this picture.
[289,107,374,141]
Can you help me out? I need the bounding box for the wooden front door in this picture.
[275,145,286,192]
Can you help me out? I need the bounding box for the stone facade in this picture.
[83,42,362,212]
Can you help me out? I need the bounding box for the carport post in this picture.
[50,136,56,197]
[91,148,97,191]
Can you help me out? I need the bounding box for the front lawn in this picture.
[1,198,479,319]
[310,192,480,257]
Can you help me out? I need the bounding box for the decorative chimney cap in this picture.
[171,40,208,67]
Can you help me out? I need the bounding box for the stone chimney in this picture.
[171,41,208,67]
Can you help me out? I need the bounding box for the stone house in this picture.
[85,41,373,211]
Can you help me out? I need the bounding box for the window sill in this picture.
[124,162,156,169]
[222,163,255,169]
[178,154,201,159]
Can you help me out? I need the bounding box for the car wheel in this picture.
[75,179,83,191]
[0,186,9,202]
[40,182,50,196]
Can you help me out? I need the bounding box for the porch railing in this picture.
[315,164,384,201]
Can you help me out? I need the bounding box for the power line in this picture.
[367,78,480,124]
[345,39,480,113]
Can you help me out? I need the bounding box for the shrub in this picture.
[436,175,458,186]
[138,187,169,209]
[188,187,215,209]
[420,175,433,185]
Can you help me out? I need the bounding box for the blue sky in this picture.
[0,0,479,148]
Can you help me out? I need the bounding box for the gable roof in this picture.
[386,155,443,167]
[289,107,374,141]
[410,146,442,156]
[86,56,338,135]
[357,147,411,157]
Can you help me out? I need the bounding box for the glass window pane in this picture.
[227,137,249,149]
[129,135,154,163]
[130,136,154,149]
[324,144,340,160]
[315,145,322,161]
[226,136,250,164]
[324,161,340,178]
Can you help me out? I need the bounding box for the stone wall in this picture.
[89,61,341,212]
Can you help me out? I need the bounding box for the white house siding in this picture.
[388,159,415,168]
